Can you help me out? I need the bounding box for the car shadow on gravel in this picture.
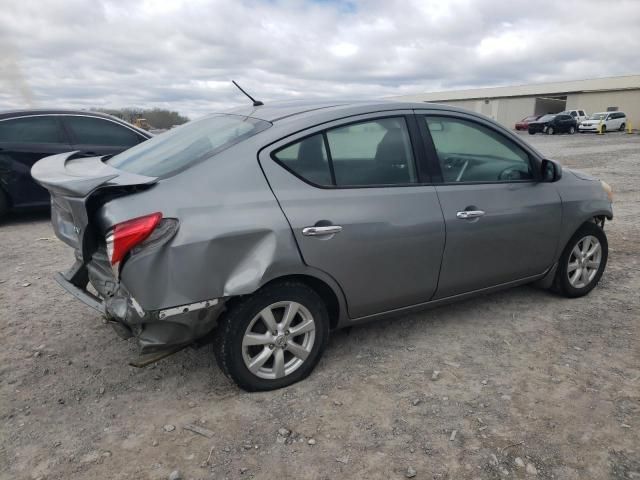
[1,209,50,226]
[328,284,551,343]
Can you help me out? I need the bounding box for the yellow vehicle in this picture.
[132,118,151,130]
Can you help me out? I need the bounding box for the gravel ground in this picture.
[1,132,639,480]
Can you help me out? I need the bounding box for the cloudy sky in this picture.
[1,0,639,119]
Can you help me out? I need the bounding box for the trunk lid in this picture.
[31,151,158,257]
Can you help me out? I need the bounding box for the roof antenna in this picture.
[232,80,263,107]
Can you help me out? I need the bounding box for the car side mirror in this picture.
[541,159,562,182]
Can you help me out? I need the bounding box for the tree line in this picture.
[91,107,190,129]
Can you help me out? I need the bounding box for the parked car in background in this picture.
[32,101,613,391]
[0,110,151,218]
[528,114,577,135]
[515,115,541,130]
[579,112,627,133]
[560,109,588,124]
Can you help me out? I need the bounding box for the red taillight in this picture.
[106,212,162,265]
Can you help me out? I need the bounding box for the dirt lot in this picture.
[1,132,639,480]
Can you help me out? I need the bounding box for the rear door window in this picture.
[327,118,417,186]
[0,116,65,144]
[65,116,142,147]
[272,117,418,187]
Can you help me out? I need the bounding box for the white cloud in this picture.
[329,42,359,57]
[0,0,639,118]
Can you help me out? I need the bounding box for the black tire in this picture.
[553,222,608,298]
[213,281,330,391]
[0,189,9,220]
[619,123,626,132]
[528,130,535,135]
[569,126,576,134]
[547,126,555,135]
[601,125,607,134]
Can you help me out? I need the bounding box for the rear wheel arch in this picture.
[257,274,343,329]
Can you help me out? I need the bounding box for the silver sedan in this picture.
[32,100,613,391]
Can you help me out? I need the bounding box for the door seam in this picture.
[429,185,448,302]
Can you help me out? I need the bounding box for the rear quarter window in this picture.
[108,114,271,177]
[273,134,332,186]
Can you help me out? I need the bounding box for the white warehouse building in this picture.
[393,74,640,129]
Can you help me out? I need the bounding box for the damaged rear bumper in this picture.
[56,262,225,352]
[55,272,106,314]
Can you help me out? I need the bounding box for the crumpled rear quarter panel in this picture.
[98,139,304,311]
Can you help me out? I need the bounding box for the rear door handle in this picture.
[456,210,485,219]
[302,225,343,236]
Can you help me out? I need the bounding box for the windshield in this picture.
[108,114,271,177]
[538,114,556,122]
[588,113,608,120]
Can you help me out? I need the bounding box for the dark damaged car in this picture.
[0,109,151,217]
[32,101,614,391]
[528,113,577,135]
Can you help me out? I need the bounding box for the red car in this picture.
[515,115,541,130]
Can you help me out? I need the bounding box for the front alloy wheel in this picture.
[214,281,329,391]
[553,222,608,298]
[567,235,602,288]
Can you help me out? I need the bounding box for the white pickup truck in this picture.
[560,109,589,124]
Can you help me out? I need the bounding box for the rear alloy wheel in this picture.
[619,123,626,132]
[569,126,576,134]
[547,126,555,135]
[553,222,608,298]
[214,281,329,391]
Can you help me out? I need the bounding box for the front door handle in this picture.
[456,210,485,220]
[302,225,343,236]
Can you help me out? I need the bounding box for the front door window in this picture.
[424,116,533,183]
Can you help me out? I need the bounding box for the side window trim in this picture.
[416,112,542,185]
[414,113,443,184]
[405,114,431,184]
[269,113,430,189]
[321,132,337,185]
